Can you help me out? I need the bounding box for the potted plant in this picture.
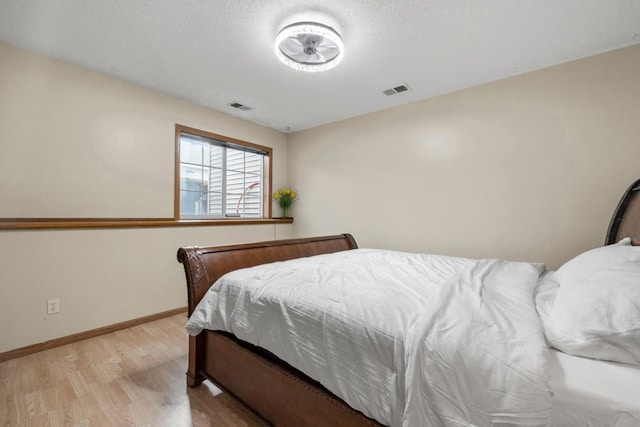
[273,188,297,218]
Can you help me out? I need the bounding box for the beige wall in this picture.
[0,42,291,353]
[288,45,640,269]
[0,226,281,352]
[0,41,289,217]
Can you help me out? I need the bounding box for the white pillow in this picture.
[546,261,640,365]
[554,237,640,286]
[546,238,640,365]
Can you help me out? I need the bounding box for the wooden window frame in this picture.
[174,124,273,221]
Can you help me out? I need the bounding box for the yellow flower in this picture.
[273,187,297,206]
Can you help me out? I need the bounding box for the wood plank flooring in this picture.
[0,314,269,426]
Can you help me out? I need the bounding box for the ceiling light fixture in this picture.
[275,22,344,72]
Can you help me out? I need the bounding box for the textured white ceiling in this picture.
[1,0,639,132]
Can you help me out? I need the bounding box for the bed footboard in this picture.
[177,233,358,315]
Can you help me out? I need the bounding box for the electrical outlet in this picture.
[47,299,60,315]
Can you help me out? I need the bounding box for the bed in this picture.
[177,178,640,426]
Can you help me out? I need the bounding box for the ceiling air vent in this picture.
[382,84,409,96]
[227,101,251,111]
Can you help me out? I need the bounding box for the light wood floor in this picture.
[0,314,269,426]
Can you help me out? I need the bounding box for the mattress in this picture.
[186,248,552,426]
[549,349,640,426]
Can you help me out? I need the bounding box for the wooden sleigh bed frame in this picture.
[177,178,640,427]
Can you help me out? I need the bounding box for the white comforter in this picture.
[186,249,552,426]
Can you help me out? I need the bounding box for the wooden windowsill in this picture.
[0,217,294,231]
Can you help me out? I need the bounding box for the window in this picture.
[176,125,272,219]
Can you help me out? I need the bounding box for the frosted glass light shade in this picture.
[275,22,344,72]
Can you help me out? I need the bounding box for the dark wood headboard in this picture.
[177,233,358,315]
[606,178,640,246]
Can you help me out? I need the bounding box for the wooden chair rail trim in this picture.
[0,307,187,362]
[0,217,293,231]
